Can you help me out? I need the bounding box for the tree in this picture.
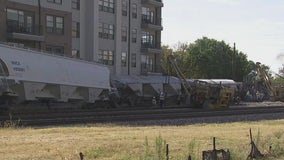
[273,64,284,83]
[161,43,190,77]
[161,45,173,75]
[162,37,256,82]
[278,64,284,76]
[185,37,253,81]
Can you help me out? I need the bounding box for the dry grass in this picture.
[0,120,284,160]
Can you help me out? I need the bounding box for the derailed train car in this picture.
[197,79,240,106]
[0,43,110,105]
[110,75,181,107]
[0,43,236,109]
[0,43,181,107]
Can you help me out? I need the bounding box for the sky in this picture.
[162,0,284,73]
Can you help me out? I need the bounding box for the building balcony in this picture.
[141,63,163,75]
[141,0,163,7]
[141,42,162,54]
[6,20,44,42]
[141,16,163,30]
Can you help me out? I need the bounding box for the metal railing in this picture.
[141,15,162,26]
[6,20,43,36]
[141,42,161,49]
[142,0,163,3]
[141,63,163,74]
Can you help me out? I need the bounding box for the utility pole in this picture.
[232,43,236,80]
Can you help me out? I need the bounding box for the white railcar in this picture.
[0,44,110,103]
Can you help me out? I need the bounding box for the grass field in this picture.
[1,120,284,160]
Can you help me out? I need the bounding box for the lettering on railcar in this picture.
[11,61,25,72]
[11,61,20,65]
[13,67,25,72]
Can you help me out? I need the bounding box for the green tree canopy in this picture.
[162,37,257,82]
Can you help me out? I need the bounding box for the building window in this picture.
[142,7,154,24]
[72,50,80,58]
[26,16,32,33]
[6,8,36,34]
[72,0,80,10]
[46,16,54,33]
[99,23,114,40]
[99,0,114,13]
[132,4,137,19]
[122,0,127,16]
[46,15,64,34]
[121,52,127,67]
[99,23,103,38]
[141,55,153,72]
[46,45,64,55]
[121,26,127,42]
[47,0,62,4]
[72,21,80,38]
[131,28,137,43]
[98,50,114,65]
[141,31,154,47]
[131,53,136,68]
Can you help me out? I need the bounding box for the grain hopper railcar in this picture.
[0,43,110,105]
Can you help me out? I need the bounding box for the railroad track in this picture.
[1,104,284,126]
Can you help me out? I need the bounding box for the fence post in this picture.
[188,155,192,160]
[79,152,84,160]
[213,137,216,160]
[166,144,169,160]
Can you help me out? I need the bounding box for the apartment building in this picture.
[0,0,163,76]
[0,0,72,56]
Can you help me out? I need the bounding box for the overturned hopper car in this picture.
[0,43,110,104]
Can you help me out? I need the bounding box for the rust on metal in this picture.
[202,137,230,160]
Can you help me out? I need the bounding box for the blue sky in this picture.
[162,0,284,73]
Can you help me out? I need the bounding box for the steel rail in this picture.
[1,105,284,126]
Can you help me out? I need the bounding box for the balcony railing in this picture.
[142,15,162,26]
[6,20,43,36]
[141,63,163,74]
[141,42,161,49]
[142,0,163,2]
[142,0,163,7]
